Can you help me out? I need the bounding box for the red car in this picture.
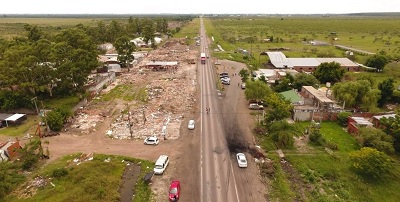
[169,180,181,201]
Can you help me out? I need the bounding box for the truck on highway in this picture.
[200,53,206,64]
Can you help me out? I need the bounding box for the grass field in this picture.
[205,16,400,69]
[260,121,400,201]
[3,153,153,202]
[0,18,105,39]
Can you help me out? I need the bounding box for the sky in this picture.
[1,0,400,15]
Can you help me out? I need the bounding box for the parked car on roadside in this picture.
[154,155,169,174]
[169,180,181,201]
[188,119,195,130]
[236,153,248,168]
[144,136,159,145]
[241,83,246,89]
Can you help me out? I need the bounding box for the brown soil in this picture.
[119,164,141,202]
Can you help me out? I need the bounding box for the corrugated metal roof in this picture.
[302,86,333,103]
[5,114,26,121]
[146,61,178,66]
[316,58,358,66]
[288,58,320,67]
[351,117,373,126]
[373,114,397,120]
[266,52,289,68]
[266,52,359,68]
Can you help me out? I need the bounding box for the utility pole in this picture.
[31,97,39,115]
[126,104,133,139]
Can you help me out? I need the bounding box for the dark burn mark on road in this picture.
[221,106,248,153]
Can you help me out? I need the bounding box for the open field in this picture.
[0,18,105,39]
[205,17,400,65]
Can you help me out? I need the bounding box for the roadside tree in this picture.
[244,80,272,102]
[239,68,250,82]
[349,147,393,179]
[313,62,345,84]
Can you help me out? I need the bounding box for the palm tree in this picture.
[269,120,298,148]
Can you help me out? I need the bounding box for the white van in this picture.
[154,155,169,175]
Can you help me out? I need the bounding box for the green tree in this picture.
[349,147,393,179]
[332,80,378,110]
[19,138,43,170]
[357,127,394,154]
[239,68,250,82]
[273,74,293,92]
[292,73,319,91]
[380,114,400,152]
[142,19,155,47]
[313,62,345,84]
[115,36,136,71]
[269,120,297,148]
[336,111,352,127]
[24,24,42,42]
[378,78,394,107]
[265,93,293,123]
[365,55,388,72]
[46,110,64,132]
[244,80,272,102]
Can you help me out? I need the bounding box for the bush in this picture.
[325,142,338,150]
[336,112,351,127]
[52,168,69,178]
[46,110,64,131]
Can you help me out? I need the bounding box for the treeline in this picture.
[0,16,193,111]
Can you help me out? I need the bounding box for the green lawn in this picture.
[296,121,360,153]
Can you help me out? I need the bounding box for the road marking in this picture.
[230,160,240,202]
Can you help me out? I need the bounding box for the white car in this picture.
[188,120,195,130]
[144,136,159,145]
[236,153,248,168]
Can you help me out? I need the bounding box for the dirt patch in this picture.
[119,163,141,202]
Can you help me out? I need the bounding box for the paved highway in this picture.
[199,17,241,202]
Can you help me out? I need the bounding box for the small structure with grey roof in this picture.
[300,86,334,110]
[347,116,373,134]
[372,114,397,127]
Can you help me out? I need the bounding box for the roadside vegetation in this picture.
[2,153,153,202]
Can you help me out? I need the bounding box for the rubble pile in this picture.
[18,176,48,198]
[70,38,198,140]
[70,110,104,132]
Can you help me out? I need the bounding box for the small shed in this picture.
[5,114,27,126]
[347,116,373,134]
[372,114,397,128]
